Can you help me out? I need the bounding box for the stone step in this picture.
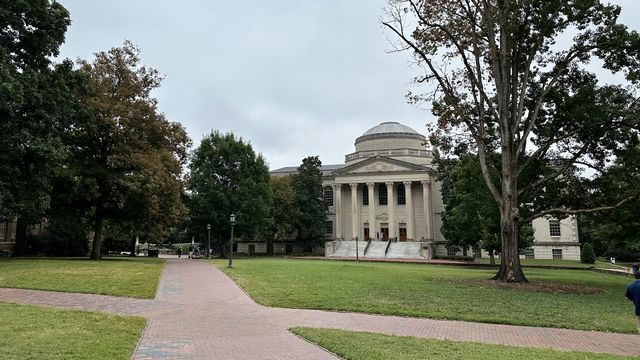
[364,241,388,258]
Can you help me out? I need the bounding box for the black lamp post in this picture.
[206,224,211,259]
[228,213,235,268]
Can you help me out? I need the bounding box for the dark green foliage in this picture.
[0,1,81,256]
[439,153,533,259]
[187,131,272,253]
[293,156,327,249]
[71,42,190,259]
[580,243,596,264]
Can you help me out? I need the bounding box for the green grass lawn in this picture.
[213,258,637,333]
[0,302,145,360]
[0,257,164,298]
[475,258,628,269]
[291,328,636,360]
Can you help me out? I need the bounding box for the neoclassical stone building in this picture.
[273,121,580,260]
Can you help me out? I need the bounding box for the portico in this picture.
[331,179,434,242]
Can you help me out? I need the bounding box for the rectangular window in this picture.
[324,186,334,207]
[524,248,534,259]
[447,247,457,257]
[0,222,5,240]
[549,220,561,237]
[362,186,369,206]
[379,185,388,205]
[473,247,482,258]
[325,221,333,235]
[397,184,406,205]
[552,249,562,260]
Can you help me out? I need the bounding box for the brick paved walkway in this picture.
[1,259,639,359]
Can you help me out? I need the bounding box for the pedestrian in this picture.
[188,244,193,259]
[177,247,182,259]
[625,271,640,334]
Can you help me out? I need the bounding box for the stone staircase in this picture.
[327,240,428,260]
[364,241,388,258]
[328,241,365,258]
[384,242,425,259]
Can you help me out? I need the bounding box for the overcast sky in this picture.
[56,0,640,170]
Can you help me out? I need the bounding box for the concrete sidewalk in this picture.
[1,259,638,359]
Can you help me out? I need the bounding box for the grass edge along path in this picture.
[0,257,164,299]
[290,327,637,360]
[0,302,146,360]
[213,258,637,334]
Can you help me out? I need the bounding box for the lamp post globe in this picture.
[228,214,236,268]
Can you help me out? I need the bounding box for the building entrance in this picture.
[399,228,407,241]
[380,227,389,241]
[364,227,370,241]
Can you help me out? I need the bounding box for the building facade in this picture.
[271,122,581,260]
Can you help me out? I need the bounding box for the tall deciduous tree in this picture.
[384,0,640,282]
[293,156,327,250]
[187,131,271,255]
[268,176,297,253]
[72,42,190,259]
[0,0,74,254]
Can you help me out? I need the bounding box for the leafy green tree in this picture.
[439,153,532,265]
[579,145,640,260]
[0,0,74,254]
[384,0,640,282]
[293,156,327,250]
[581,243,596,264]
[267,176,297,253]
[187,131,271,256]
[71,42,190,259]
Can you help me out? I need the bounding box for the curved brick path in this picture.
[1,259,639,359]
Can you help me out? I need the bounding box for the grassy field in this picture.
[0,302,145,360]
[475,258,629,269]
[0,257,164,298]
[213,258,637,333]
[291,328,636,360]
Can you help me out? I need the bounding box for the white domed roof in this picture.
[356,122,425,144]
[362,122,420,136]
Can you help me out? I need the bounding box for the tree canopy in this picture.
[71,42,190,259]
[384,0,640,282]
[186,131,271,254]
[293,156,328,250]
[0,0,75,254]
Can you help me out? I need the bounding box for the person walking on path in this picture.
[625,272,640,334]
[177,247,183,259]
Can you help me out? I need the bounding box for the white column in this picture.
[386,181,396,240]
[404,181,414,241]
[334,184,342,239]
[350,183,358,240]
[421,180,432,240]
[367,182,375,240]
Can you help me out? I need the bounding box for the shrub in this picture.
[580,243,596,264]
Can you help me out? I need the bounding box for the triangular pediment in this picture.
[334,156,429,175]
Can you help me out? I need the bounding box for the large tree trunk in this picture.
[12,219,29,256]
[489,249,495,265]
[493,201,527,282]
[90,204,104,260]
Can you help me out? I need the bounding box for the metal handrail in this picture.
[363,239,372,255]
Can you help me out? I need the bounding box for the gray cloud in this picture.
[57,0,639,169]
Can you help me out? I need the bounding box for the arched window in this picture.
[324,186,334,206]
[362,185,369,205]
[397,183,406,205]
[379,185,388,205]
